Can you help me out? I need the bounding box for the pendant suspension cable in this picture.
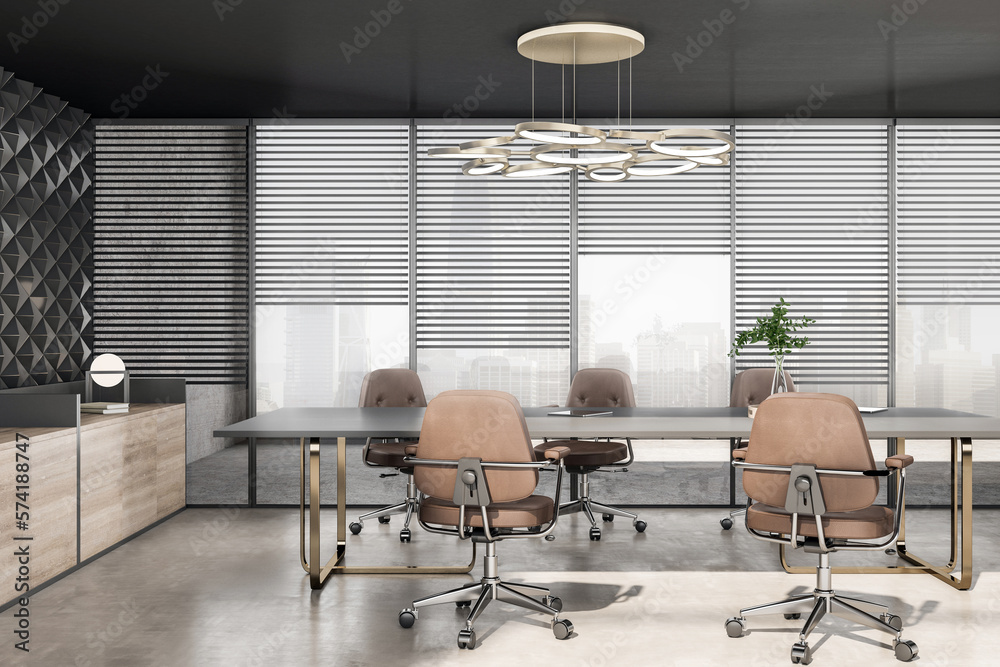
[528,46,537,148]
[573,37,577,125]
[629,44,633,131]
[617,58,620,130]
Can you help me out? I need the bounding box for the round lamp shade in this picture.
[91,353,126,387]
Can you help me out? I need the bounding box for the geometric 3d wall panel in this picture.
[0,67,93,389]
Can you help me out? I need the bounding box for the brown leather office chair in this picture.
[721,367,796,529]
[725,393,918,664]
[534,368,646,540]
[349,368,427,543]
[398,390,574,650]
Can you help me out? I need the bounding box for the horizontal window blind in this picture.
[579,123,732,254]
[897,124,1000,304]
[415,124,570,348]
[93,124,249,384]
[254,123,409,305]
[734,123,890,388]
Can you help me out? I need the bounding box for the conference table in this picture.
[215,406,1000,590]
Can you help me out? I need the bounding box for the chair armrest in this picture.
[732,448,747,460]
[885,454,914,469]
[404,444,418,456]
[543,445,570,461]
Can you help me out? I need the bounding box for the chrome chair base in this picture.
[399,542,573,649]
[349,474,418,542]
[726,553,918,662]
[720,507,746,530]
[557,471,646,540]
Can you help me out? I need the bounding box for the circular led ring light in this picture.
[609,129,662,142]
[428,146,511,159]
[515,121,606,146]
[503,161,576,178]
[624,154,700,177]
[686,151,731,166]
[649,128,735,158]
[531,141,636,166]
[459,136,515,151]
[462,158,508,175]
[585,163,630,182]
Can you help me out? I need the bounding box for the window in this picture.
[734,122,890,405]
[254,122,409,409]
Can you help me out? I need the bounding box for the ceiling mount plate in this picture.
[517,22,644,65]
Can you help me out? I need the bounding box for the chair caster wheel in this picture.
[589,527,601,541]
[457,628,477,649]
[398,610,415,628]
[455,600,471,609]
[399,529,411,543]
[790,641,812,665]
[720,518,734,530]
[783,613,801,620]
[378,516,391,524]
[725,617,746,638]
[544,534,556,541]
[543,596,563,612]
[349,522,362,535]
[552,619,573,640]
[894,639,918,661]
[634,520,646,533]
[602,513,614,522]
[882,613,902,631]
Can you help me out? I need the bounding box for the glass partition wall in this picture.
[90,119,1000,506]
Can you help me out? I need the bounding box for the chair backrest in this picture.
[729,368,796,408]
[415,390,537,504]
[358,369,427,408]
[744,393,878,513]
[566,368,636,408]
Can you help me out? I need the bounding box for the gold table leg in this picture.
[780,436,973,591]
[299,436,476,589]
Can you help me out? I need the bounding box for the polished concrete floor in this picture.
[3,507,1000,666]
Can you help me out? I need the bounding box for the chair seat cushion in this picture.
[364,440,418,468]
[420,495,554,528]
[533,440,628,467]
[747,503,894,540]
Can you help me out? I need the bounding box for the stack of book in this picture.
[81,402,130,414]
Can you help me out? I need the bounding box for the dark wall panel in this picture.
[0,67,93,389]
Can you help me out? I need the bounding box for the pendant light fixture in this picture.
[428,22,734,181]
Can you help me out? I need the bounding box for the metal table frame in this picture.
[216,406,996,590]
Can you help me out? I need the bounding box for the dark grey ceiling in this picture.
[2,0,999,119]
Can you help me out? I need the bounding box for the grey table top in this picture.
[214,406,1000,440]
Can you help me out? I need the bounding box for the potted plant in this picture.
[728,298,815,394]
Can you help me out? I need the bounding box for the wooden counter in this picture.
[0,403,185,605]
